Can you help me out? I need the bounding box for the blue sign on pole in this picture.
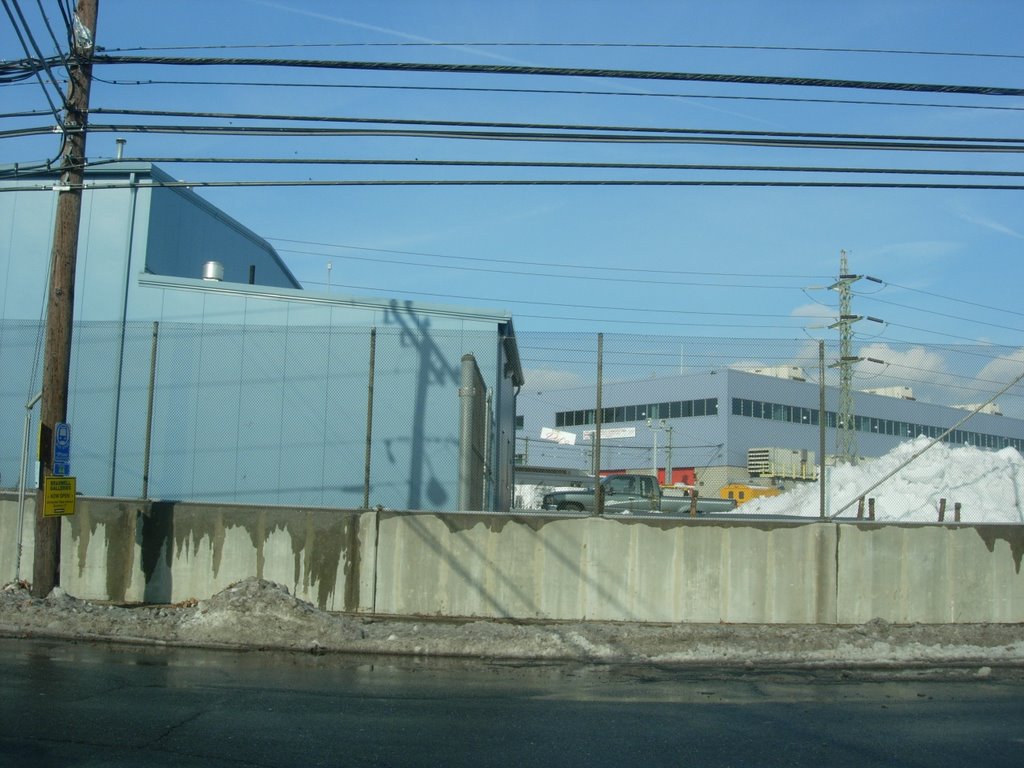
[54,422,70,476]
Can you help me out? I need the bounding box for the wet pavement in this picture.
[1,637,1023,767]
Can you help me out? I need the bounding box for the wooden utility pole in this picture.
[32,0,99,597]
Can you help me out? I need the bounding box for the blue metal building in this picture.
[0,162,524,511]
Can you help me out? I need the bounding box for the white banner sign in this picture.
[582,427,636,441]
[540,427,577,445]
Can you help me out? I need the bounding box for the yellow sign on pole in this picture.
[43,476,76,517]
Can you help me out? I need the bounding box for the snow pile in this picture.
[743,437,1024,523]
[180,578,364,649]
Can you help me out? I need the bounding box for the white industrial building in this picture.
[516,365,1024,498]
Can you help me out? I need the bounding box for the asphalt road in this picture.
[1,638,1022,767]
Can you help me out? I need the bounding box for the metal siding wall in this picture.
[143,186,295,288]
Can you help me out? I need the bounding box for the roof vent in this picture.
[202,261,224,281]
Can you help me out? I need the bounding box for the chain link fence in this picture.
[3,322,1023,522]
[1,319,505,512]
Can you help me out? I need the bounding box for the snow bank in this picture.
[3,577,1024,666]
[743,437,1024,523]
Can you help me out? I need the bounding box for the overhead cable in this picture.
[94,41,1024,60]
[76,156,1024,182]
[23,123,1024,153]
[91,54,1024,97]
[88,76,1024,113]
[0,0,66,121]
[5,178,1024,191]
[86,107,1024,145]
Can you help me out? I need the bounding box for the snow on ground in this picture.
[2,578,1023,667]
[742,437,1024,523]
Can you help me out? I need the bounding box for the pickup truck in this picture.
[541,474,737,515]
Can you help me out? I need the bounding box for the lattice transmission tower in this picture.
[829,250,884,464]
[833,250,858,463]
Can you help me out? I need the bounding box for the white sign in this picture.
[540,427,577,445]
[582,427,637,441]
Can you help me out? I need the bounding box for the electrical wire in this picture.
[289,253,823,291]
[88,75,1024,114]
[33,0,74,76]
[90,54,1024,98]
[86,108,1024,146]
[56,153,1024,195]
[1,0,66,122]
[46,124,1024,154]
[93,41,1024,61]
[318,279,810,318]
[269,237,831,280]
[859,296,1024,335]
[883,279,1024,320]
[5,178,1024,192]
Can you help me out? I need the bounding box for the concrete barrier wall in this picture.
[836,523,1024,624]
[372,514,838,623]
[0,496,34,586]
[0,497,375,612]
[2,495,1022,622]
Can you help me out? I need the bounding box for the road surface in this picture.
[1,638,1022,767]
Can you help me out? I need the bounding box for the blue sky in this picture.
[4,0,1024,409]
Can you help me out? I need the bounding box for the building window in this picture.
[728,397,1021,451]
[555,396,721,430]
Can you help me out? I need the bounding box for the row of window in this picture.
[555,398,719,428]
[731,397,1024,451]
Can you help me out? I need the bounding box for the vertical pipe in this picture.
[594,333,604,515]
[458,354,476,510]
[819,340,826,519]
[141,321,159,499]
[484,390,493,510]
[110,171,139,495]
[16,392,43,581]
[363,327,376,509]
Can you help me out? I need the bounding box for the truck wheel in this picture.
[559,502,585,512]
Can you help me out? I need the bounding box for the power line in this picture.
[86,108,1024,146]
[319,279,808,319]
[91,54,1024,97]
[269,237,831,280]
[1,0,67,122]
[32,0,74,75]
[72,155,1024,185]
[88,75,1024,113]
[13,122,1024,155]
[93,41,1024,61]
[884,279,1024,320]
[6,178,1024,191]
[859,295,1024,335]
